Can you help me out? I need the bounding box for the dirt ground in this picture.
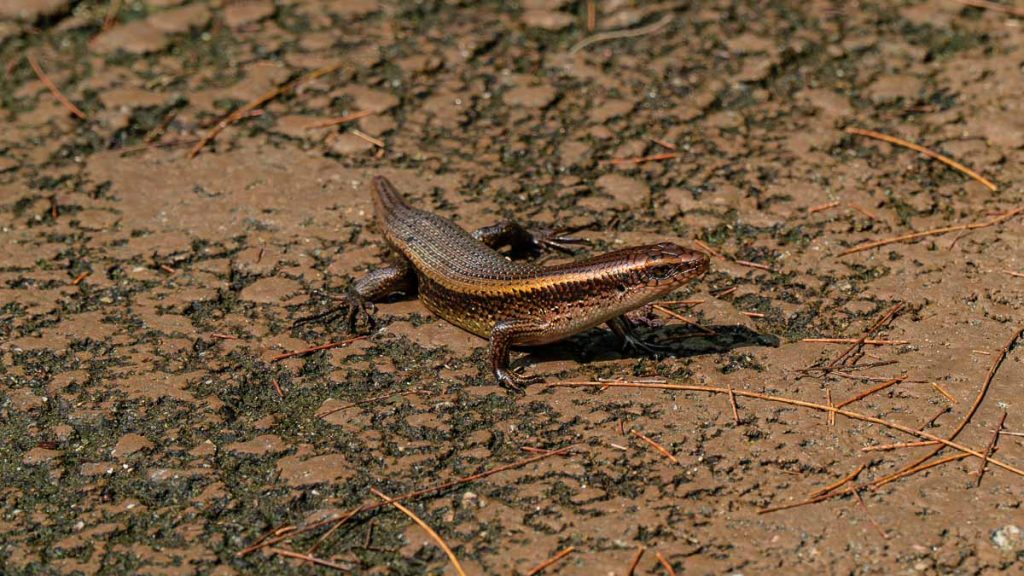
[2,0,1024,574]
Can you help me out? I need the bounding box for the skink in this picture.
[345,176,710,390]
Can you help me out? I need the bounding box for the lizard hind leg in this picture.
[489,318,549,392]
[296,258,415,332]
[344,259,416,332]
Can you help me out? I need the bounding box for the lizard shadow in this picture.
[521,324,781,368]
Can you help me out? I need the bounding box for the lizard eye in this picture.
[650,264,678,282]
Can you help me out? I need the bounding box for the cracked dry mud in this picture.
[2,1,1024,574]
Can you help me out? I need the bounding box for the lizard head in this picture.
[637,242,710,289]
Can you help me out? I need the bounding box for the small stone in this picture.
[339,86,399,113]
[325,132,376,155]
[23,446,61,465]
[589,99,634,123]
[973,112,1024,149]
[559,140,592,169]
[81,462,115,476]
[7,387,45,412]
[225,434,287,456]
[276,453,353,487]
[148,3,210,34]
[992,525,1023,553]
[91,21,170,55]
[595,173,649,209]
[239,277,302,304]
[74,209,120,231]
[0,155,18,173]
[322,0,379,18]
[503,85,558,109]
[864,74,922,104]
[0,0,70,22]
[521,10,574,31]
[99,88,170,111]
[111,433,154,459]
[270,115,324,139]
[189,440,217,457]
[223,0,275,29]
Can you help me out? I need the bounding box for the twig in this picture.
[834,377,905,410]
[808,201,841,214]
[651,137,676,150]
[27,54,87,120]
[826,389,835,427]
[544,381,1024,477]
[734,259,774,272]
[808,463,865,498]
[761,453,972,514]
[522,446,561,455]
[316,389,420,419]
[303,110,373,130]
[651,304,715,335]
[351,129,384,148]
[569,13,673,54]
[267,548,350,572]
[102,0,122,31]
[210,333,241,340]
[655,551,677,576]
[871,327,1023,489]
[630,429,680,464]
[609,152,678,165]
[839,207,1023,256]
[1002,270,1024,278]
[740,311,765,318]
[525,547,575,576]
[627,545,646,576]
[653,299,704,306]
[728,385,739,424]
[71,271,90,285]
[271,379,284,398]
[826,303,905,369]
[848,203,880,222]
[957,0,1024,18]
[833,372,924,383]
[271,336,364,362]
[692,239,722,258]
[861,440,939,452]
[845,127,997,191]
[974,411,1007,487]
[919,406,951,430]
[118,137,201,156]
[849,486,888,539]
[931,382,957,404]
[586,0,596,31]
[872,452,972,489]
[190,62,343,158]
[237,447,574,556]
[370,488,467,576]
[801,338,908,345]
[711,286,737,298]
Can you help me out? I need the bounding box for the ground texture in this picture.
[2,0,1024,574]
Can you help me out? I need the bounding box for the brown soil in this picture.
[2,1,1024,575]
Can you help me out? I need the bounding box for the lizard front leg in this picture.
[489,318,550,391]
[607,315,671,355]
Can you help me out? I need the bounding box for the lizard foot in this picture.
[495,368,543,393]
